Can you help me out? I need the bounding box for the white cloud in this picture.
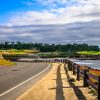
[0,21,100,45]
[18,33,33,37]
[5,0,100,26]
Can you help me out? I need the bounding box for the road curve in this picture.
[0,62,51,100]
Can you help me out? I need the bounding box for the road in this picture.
[0,62,51,100]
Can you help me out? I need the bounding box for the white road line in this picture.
[0,64,50,97]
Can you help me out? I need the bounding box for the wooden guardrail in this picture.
[18,58,66,63]
[66,60,100,100]
[32,59,66,63]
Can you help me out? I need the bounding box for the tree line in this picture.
[0,42,99,52]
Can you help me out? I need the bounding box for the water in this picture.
[69,59,100,69]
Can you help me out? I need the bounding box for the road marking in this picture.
[0,64,50,97]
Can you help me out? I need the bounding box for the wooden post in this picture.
[64,63,67,70]
[64,63,68,73]
[77,66,80,81]
[73,63,76,75]
[83,69,89,87]
[68,61,72,71]
[65,59,67,64]
[62,59,64,63]
[64,59,65,63]
[98,76,100,100]
[66,59,68,64]
[67,60,69,70]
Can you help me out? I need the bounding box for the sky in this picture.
[0,0,100,45]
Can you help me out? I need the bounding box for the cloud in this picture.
[0,0,100,45]
[5,0,100,26]
[0,21,100,45]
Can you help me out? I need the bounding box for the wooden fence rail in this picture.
[66,60,100,100]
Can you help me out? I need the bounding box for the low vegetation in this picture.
[69,77,76,82]
[78,51,100,55]
[89,88,97,95]
[0,49,39,65]
[0,59,16,66]
[39,51,77,58]
[0,49,39,61]
[0,49,39,55]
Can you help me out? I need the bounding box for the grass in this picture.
[0,59,16,66]
[78,51,100,55]
[0,49,39,55]
[89,88,97,95]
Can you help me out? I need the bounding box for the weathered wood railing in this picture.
[66,60,100,100]
[33,59,66,63]
[18,59,66,63]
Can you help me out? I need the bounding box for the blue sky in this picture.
[0,0,77,16]
[0,0,100,45]
[0,0,46,23]
[0,0,81,24]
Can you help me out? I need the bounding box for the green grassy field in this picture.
[78,51,100,55]
[0,49,39,55]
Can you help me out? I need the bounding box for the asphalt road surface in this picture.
[0,62,51,100]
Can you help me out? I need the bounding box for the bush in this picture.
[89,88,97,95]
[69,77,76,82]
[0,59,16,66]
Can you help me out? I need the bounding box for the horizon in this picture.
[0,0,100,45]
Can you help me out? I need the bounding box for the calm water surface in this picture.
[70,59,100,69]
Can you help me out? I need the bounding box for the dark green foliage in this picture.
[0,42,99,52]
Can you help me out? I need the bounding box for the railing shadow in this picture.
[56,64,65,100]
[65,70,87,100]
